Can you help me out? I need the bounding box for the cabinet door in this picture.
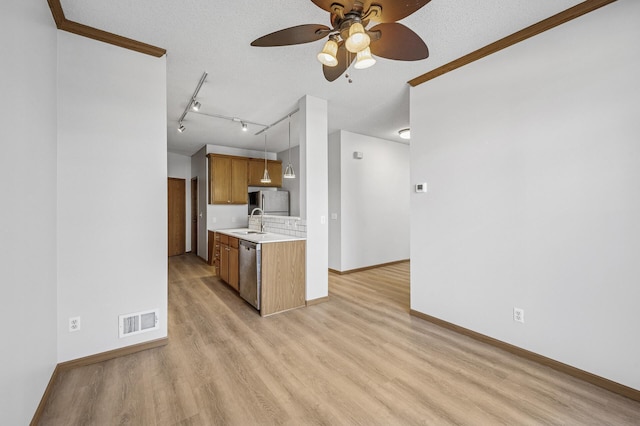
[248,159,283,187]
[248,159,266,186]
[267,161,283,188]
[220,243,230,283]
[230,158,248,204]
[210,156,232,204]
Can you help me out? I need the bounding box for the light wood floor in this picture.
[39,254,640,425]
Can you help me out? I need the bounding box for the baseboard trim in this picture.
[410,309,640,402]
[329,259,410,275]
[30,364,61,426]
[31,337,168,425]
[306,296,330,306]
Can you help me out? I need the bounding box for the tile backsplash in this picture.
[248,215,307,238]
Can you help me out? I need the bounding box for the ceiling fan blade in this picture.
[311,0,356,14]
[251,24,331,47]
[368,0,431,23]
[369,23,428,61]
[323,42,355,82]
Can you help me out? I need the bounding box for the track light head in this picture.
[241,122,248,132]
[178,123,186,133]
[191,101,201,112]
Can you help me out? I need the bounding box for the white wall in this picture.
[0,1,58,423]
[299,95,329,301]
[57,32,167,362]
[410,0,640,390]
[328,131,410,271]
[168,152,192,252]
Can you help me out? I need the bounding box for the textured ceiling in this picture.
[60,0,582,156]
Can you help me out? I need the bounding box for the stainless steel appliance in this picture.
[239,240,261,310]
[248,190,289,216]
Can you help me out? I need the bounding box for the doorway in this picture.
[168,177,186,256]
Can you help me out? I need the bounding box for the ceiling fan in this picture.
[251,0,431,82]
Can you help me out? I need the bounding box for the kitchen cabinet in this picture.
[248,159,282,188]
[208,154,248,204]
[216,232,239,291]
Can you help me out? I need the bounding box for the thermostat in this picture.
[415,183,427,193]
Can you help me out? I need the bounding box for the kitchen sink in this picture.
[232,231,266,235]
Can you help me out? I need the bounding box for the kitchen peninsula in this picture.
[211,228,306,317]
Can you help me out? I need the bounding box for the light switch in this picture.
[320,215,326,224]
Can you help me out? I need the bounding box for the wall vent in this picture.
[119,309,159,338]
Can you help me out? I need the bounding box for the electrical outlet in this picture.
[69,316,81,332]
[513,307,524,323]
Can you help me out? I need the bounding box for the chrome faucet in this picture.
[250,207,265,232]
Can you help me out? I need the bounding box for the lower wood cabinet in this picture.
[216,233,239,291]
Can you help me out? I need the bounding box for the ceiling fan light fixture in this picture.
[191,101,201,112]
[354,47,376,69]
[345,22,370,53]
[399,128,411,140]
[317,38,339,67]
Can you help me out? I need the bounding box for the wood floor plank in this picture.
[38,255,640,425]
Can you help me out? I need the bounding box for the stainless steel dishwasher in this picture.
[239,240,261,310]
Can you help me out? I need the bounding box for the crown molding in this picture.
[46,0,166,57]
[409,0,617,87]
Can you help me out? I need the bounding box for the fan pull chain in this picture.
[345,51,353,83]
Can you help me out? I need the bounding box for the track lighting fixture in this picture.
[241,122,248,132]
[177,72,207,133]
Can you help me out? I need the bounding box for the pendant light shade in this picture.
[283,117,296,179]
[354,47,376,69]
[317,37,338,67]
[345,22,370,53]
[260,133,271,184]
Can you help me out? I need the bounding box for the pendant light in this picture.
[283,116,296,179]
[260,133,271,184]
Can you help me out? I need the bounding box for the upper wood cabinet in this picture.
[208,154,248,204]
[248,159,283,188]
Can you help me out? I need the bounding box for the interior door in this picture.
[191,178,198,253]
[168,178,186,257]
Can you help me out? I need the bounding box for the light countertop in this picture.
[214,228,306,244]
